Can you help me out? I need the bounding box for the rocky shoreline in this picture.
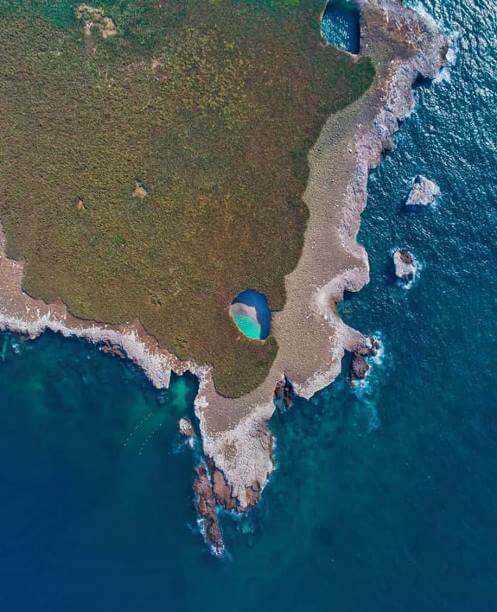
[0,0,447,554]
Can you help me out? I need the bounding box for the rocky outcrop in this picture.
[406,175,440,207]
[76,5,117,39]
[178,417,194,439]
[211,466,262,512]
[133,182,148,199]
[211,468,237,511]
[350,354,370,382]
[393,249,416,282]
[193,465,224,556]
[349,336,380,384]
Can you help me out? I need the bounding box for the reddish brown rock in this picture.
[348,336,380,385]
[211,466,261,512]
[193,465,223,555]
[393,249,416,282]
[349,354,370,383]
[211,468,237,511]
[354,335,380,357]
[244,482,262,509]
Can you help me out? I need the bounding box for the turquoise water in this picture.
[230,311,262,340]
[1,0,497,609]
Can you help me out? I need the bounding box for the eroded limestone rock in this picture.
[348,336,380,384]
[193,465,224,556]
[406,175,440,207]
[178,417,194,439]
[393,249,416,282]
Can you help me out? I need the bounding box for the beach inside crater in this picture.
[229,289,271,341]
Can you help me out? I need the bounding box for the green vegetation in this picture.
[0,0,374,397]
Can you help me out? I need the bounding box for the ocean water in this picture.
[1,0,497,610]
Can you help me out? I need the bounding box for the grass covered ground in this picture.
[0,0,374,397]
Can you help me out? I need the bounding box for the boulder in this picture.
[393,249,416,282]
[178,417,194,438]
[406,175,440,207]
[133,181,147,199]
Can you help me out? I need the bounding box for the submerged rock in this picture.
[393,249,416,282]
[406,175,440,207]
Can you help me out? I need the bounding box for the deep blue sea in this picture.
[1,0,497,610]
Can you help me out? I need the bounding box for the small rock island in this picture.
[406,175,441,207]
[393,249,417,284]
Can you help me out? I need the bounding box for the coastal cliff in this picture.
[0,0,447,554]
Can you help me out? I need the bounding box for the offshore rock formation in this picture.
[349,354,370,383]
[0,0,447,554]
[193,465,224,556]
[178,417,194,439]
[406,175,440,207]
[393,249,417,282]
[349,336,380,385]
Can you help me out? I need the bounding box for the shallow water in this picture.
[1,0,497,610]
[321,0,360,55]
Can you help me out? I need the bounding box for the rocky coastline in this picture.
[0,0,447,554]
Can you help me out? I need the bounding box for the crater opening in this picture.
[321,0,361,55]
[229,289,271,341]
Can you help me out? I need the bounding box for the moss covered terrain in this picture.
[0,0,374,397]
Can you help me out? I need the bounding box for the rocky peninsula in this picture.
[0,0,447,554]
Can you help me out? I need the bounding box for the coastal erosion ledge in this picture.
[0,0,446,555]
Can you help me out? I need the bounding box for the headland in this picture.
[0,0,447,554]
